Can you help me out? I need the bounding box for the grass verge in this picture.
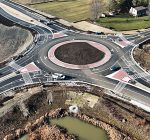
[97,15,150,31]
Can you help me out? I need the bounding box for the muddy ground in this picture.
[0,83,149,140]
[28,124,75,140]
[0,21,30,63]
[133,40,150,71]
[55,42,104,65]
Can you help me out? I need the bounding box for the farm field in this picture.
[12,1,150,30]
[29,0,91,22]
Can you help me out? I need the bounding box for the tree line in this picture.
[90,0,150,20]
[110,0,149,13]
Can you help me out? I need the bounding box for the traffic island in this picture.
[55,42,105,65]
[48,40,111,69]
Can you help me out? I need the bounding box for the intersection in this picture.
[0,0,150,112]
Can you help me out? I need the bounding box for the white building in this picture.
[129,6,147,17]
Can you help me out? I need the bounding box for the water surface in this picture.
[51,116,108,140]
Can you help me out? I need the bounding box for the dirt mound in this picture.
[0,24,30,62]
[133,41,150,71]
[29,125,73,140]
[55,42,105,65]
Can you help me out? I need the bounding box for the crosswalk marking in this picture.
[128,61,134,66]
[117,34,136,46]
[9,61,22,70]
[121,56,134,67]
[131,72,149,79]
[8,61,34,84]
[114,82,127,93]
[22,73,33,84]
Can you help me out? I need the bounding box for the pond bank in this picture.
[51,116,108,140]
[1,83,149,140]
[4,108,135,140]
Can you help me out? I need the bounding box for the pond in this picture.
[20,116,108,140]
[51,116,108,140]
[19,135,28,140]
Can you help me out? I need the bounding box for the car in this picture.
[128,80,136,84]
[16,71,20,74]
[87,30,94,34]
[47,21,55,25]
[39,19,48,25]
[47,22,53,25]
[52,73,65,80]
[123,68,134,75]
[110,66,121,71]
[96,32,105,35]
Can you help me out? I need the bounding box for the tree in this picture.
[119,0,133,13]
[148,0,150,15]
[132,0,138,6]
[107,0,122,13]
[90,0,103,21]
[132,0,149,7]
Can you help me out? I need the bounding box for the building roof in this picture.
[134,6,147,11]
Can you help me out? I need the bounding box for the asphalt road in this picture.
[0,0,150,111]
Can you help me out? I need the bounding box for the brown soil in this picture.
[133,40,150,71]
[29,125,74,140]
[55,42,105,65]
[0,83,150,140]
[0,24,30,63]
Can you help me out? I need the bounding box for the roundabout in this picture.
[0,2,150,133]
[37,35,121,75]
[48,40,111,69]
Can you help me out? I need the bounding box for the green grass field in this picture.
[30,0,91,22]
[26,1,150,31]
[97,15,150,31]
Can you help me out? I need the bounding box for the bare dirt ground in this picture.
[0,83,149,140]
[133,40,150,71]
[55,42,104,65]
[28,125,75,140]
[0,24,31,63]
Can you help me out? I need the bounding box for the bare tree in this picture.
[148,0,150,15]
[90,0,102,21]
[132,0,149,6]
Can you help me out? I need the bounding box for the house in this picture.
[129,6,147,16]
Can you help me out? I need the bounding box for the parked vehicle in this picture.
[52,73,65,80]
[96,32,105,35]
[47,21,55,25]
[128,80,136,84]
[110,66,121,71]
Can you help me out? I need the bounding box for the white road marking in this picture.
[9,61,22,70]
[131,72,150,79]
[114,81,127,93]
[22,73,33,84]
[117,33,136,46]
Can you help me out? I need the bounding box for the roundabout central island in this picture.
[48,40,111,69]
